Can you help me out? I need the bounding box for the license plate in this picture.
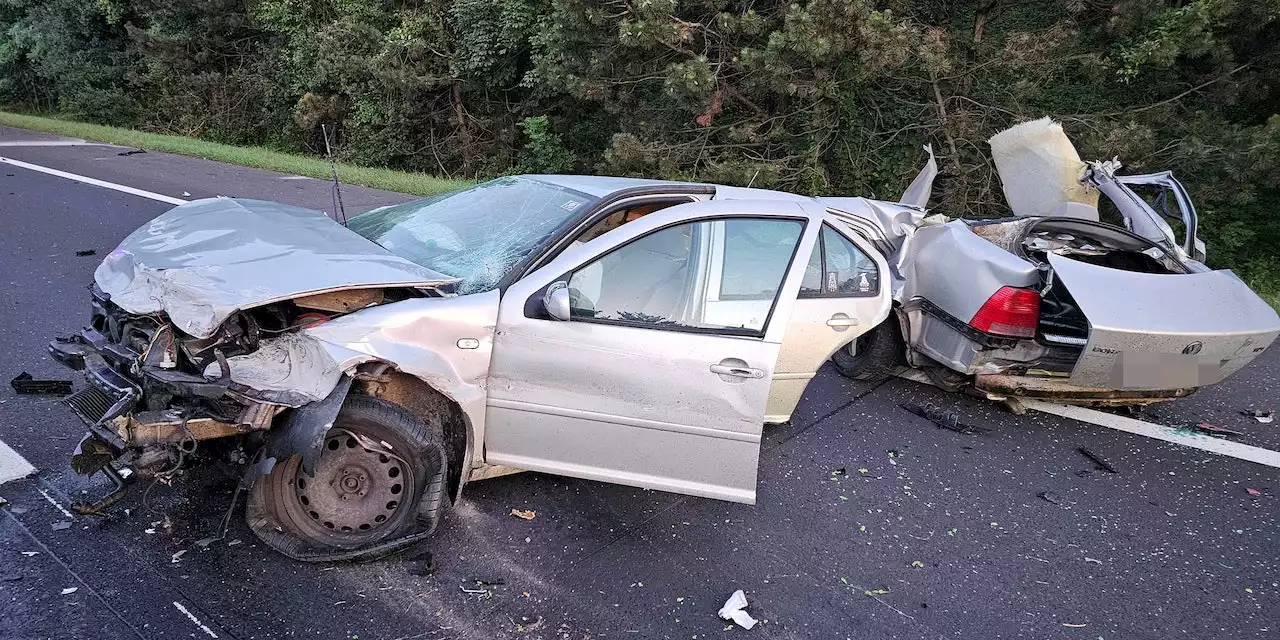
[1109,352,1222,389]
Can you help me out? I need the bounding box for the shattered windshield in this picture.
[348,178,597,294]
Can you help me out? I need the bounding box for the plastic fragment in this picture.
[717,590,758,630]
[10,372,73,395]
[195,537,218,548]
[1196,423,1243,437]
[1077,447,1117,473]
[1038,491,1062,505]
[1245,488,1261,496]
[51,520,72,531]
[1241,409,1274,424]
[510,509,536,520]
[863,587,891,596]
[910,560,924,568]
[60,587,78,595]
[1062,623,1087,628]
[171,550,187,563]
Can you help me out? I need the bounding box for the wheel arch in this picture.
[350,363,473,505]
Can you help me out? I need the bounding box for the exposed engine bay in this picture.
[50,284,427,512]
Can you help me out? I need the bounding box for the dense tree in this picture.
[1,0,1277,294]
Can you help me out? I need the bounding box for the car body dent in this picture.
[302,289,500,467]
[95,197,457,338]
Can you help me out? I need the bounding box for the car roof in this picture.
[522,174,712,197]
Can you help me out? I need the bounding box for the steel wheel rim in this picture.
[285,429,415,546]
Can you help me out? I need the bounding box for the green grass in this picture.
[0,111,471,196]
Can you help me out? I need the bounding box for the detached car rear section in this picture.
[892,119,1280,405]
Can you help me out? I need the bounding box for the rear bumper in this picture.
[975,373,1196,406]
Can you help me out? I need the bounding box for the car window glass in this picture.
[822,226,879,295]
[348,178,597,294]
[798,225,879,297]
[800,241,823,295]
[568,218,803,334]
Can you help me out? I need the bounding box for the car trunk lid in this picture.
[1048,253,1280,389]
[95,198,458,338]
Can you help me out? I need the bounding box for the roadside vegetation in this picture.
[1,0,1277,302]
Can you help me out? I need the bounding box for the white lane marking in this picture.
[1026,400,1280,469]
[37,487,75,518]
[0,440,37,485]
[0,140,103,147]
[173,602,219,638]
[0,156,188,205]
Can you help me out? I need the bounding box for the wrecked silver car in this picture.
[825,118,1280,406]
[48,119,1278,560]
[51,178,902,559]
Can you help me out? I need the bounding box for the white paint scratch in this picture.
[37,487,74,518]
[173,602,219,638]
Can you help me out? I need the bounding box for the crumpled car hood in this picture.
[95,198,458,338]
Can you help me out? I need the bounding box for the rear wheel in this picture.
[832,320,904,383]
[249,394,447,554]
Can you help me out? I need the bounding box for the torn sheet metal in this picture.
[989,117,1099,218]
[205,332,343,406]
[898,144,937,209]
[303,290,500,460]
[95,198,458,338]
[900,221,1039,321]
[1047,253,1280,388]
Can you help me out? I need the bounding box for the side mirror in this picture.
[543,281,571,321]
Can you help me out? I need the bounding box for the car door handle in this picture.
[826,313,859,330]
[709,364,765,379]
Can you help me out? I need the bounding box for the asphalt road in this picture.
[1,126,1277,640]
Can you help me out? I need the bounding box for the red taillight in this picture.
[970,286,1040,338]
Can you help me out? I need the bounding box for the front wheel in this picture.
[248,394,447,559]
[831,320,905,383]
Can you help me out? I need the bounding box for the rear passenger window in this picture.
[798,225,880,298]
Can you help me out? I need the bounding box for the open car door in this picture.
[485,200,823,504]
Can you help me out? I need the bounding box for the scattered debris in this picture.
[1241,409,1275,424]
[910,560,925,568]
[51,520,72,531]
[830,467,846,476]
[116,148,146,156]
[469,578,505,586]
[1246,488,1262,496]
[1077,447,1117,473]
[1196,423,1243,437]
[171,550,187,563]
[60,587,78,595]
[20,551,39,557]
[144,528,156,535]
[226,539,242,546]
[863,587,892,596]
[509,508,536,520]
[1084,557,1103,564]
[74,249,97,257]
[10,372,73,395]
[195,537,219,548]
[901,403,989,434]
[407,551,435,577]
[717,590,758,630]
[1037,491,1062,505]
